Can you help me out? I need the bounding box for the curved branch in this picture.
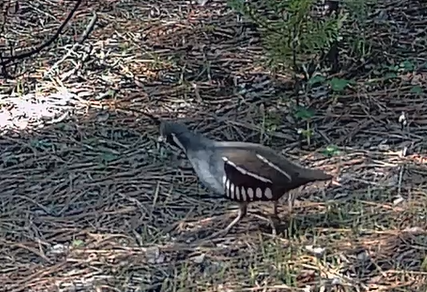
[0,0,83,70]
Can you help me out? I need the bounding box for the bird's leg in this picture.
[223,202,247,235]
[207,202,247,240]
[273,200,279,219]
[288,196,294,214]
[269,200,280,236]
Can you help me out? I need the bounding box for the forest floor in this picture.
[0,0,426,291]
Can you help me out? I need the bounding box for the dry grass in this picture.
[1,0,427,291]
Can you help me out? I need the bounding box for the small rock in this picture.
[393,195,405,205]
[305,245,325,256]
[192,253,206,264]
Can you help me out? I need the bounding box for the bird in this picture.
[158,120,332,236]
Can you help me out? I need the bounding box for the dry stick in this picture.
[0,0,83,77]
[45,12,98,80]
[114,107,162,125]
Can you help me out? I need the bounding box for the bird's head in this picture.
[158,121,195,152]
[158,121,211,152]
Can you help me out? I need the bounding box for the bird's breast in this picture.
[187,153,225,195]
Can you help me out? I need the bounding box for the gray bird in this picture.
[159,121,332,236]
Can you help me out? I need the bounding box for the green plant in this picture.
[228,0,345,75]
[322,144,340,157]
[228,0,377,87]
[342,0,375,57]
[307,74,355,92]
[293,105,315,145]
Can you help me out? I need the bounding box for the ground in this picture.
[1,0,427,291]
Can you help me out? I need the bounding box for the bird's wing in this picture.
[216,145,293,185]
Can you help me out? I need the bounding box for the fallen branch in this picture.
[0,0,83,78]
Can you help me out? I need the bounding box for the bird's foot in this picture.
[204,208,245,241]
[269,214,281,236]
[251,213,281,236]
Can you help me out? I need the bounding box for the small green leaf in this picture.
[386,65,399,72]
[298,128,313,138]
[399,60,415,72]
[384,72,398,80]
[329,78,350,92]
[30,139,52,150]
[308,75,326,86]
[72,239,84,248]
[322,145,340,157]
[100,152,117,163]
[294,106,315,120]
[410,85,423,94]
